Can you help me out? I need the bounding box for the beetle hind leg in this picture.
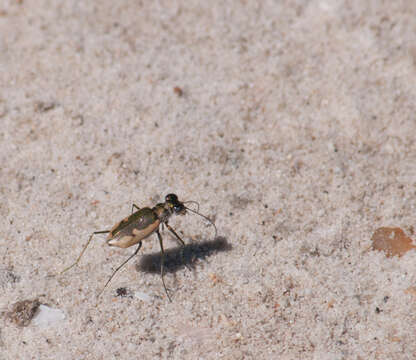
[61,230,110,274]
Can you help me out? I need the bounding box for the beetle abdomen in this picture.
[106,207,160,248]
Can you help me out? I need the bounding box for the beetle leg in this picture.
[165,223,192,271]
[131,203,140,214]
[156,230,172,302]
[61,230,110,274]
[97,241,143,298]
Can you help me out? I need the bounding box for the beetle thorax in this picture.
[153,203,172,223]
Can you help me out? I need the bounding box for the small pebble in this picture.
[8,299,40,327]
[134,291,152,303]
[371,227,416,257]
[32,305,65,327]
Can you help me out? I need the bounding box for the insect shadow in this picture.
[137,236,231,274]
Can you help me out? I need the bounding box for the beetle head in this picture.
[165,193,186,215]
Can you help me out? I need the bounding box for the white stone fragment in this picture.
[32,305,65,326]
[134,291,152,303]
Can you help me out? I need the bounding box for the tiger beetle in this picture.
[61,194,216,301]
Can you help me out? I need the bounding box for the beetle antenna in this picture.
[184,206,217,238]
[183,200,200,212]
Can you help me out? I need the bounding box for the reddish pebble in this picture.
[173,86,183,97]
[371,227,416,257]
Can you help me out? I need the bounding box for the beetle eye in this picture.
[166,193,178,202]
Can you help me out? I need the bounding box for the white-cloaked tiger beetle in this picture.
[61,193,217,301]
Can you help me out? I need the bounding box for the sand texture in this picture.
[1,1,416,359]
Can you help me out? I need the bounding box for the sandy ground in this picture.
[1,1,416,359]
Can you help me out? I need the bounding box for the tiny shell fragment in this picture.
[371,227,416,257]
